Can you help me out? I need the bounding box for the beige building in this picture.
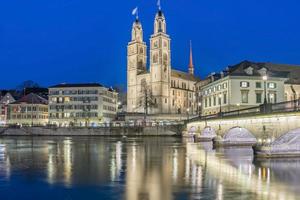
[200,61,300,116]
[48,83,118,126]
[127,9,200,116]
[0,93,15,125]
[7,93,48,126]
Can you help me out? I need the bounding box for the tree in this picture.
[16,80,40,92]
[138,79,156,116]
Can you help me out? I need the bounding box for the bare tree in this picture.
[138,79,156,117]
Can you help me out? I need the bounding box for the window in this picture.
[205,98,208,108]
[256,82,262,88]
[209,98,212,107]
[223,93,227,104]
[268,83,276,89]
[240,81,250,88]
[213,96,216,106]
[218,85,221,91]
[165,98,167,103]
[256,93,262,104]
[268,93,277,103]
[241,91,249,103]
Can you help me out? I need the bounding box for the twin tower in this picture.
[127,8,198,115]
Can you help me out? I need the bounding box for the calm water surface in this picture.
[0,137,299,200]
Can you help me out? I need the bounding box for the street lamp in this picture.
[186,108,190,121]
[218,94,222,117]
[198,102,202,118]
[262,75,268,105]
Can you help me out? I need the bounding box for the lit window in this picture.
[268,83,276,89]
[240,81,250,88]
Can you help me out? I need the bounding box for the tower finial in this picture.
[132,7,139,20]
[188,40,194,75]
[157,0,161,10]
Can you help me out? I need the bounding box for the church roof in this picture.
[171,70,201,82]
[227,60,300,84]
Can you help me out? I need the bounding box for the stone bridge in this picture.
[187,112,300,140]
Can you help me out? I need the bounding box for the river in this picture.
[0,137,299,200]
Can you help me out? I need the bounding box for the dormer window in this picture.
[244,67,254,75]
[258,67,268,76]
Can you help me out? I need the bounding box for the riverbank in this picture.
[0,125,183,137]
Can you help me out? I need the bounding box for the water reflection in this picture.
[0,137,299,200]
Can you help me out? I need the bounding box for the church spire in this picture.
[188,41,194,75]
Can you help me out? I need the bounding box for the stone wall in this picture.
[0,125,183,137]
[187,112,300,139]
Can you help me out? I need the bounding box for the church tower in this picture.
[149,8,171,114]
[127,18,147,112]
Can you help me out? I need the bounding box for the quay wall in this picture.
[0,125,183,137]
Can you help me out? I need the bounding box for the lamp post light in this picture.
[198,102,202,118]
[262,75,268,104]
[262,75,268,113]
[218,94,222,117]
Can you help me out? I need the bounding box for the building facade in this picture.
[200,61,300,116]
[7,93,48,126]
[48,83,118,126]
[127,9,200,115]
[0,93,16,125]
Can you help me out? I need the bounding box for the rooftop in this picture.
[49,83,103,88]
[227,61,300,84]
[11,93,48,105]
[171,70,201,82]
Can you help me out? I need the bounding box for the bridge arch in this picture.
[201,126,217,138]
[222,127,257,145]
[270,128,300,151]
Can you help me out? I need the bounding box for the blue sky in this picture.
[1,0,300,89]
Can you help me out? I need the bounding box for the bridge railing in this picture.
[188,99,300,123]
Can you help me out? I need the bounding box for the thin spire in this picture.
[189,40,194,75]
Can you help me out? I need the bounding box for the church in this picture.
[127,7,201,115]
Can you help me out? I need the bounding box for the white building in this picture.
[0,93,16,125]
[48,83,118,126]
[200,61,300,116]
[7,93,48,126]
[127,8,200,116]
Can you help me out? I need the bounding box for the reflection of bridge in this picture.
[186,143,299,200]
[187,100,300,139]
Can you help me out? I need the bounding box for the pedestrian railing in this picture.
[188,99,300,123]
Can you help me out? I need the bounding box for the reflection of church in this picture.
[127,7,200,115]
